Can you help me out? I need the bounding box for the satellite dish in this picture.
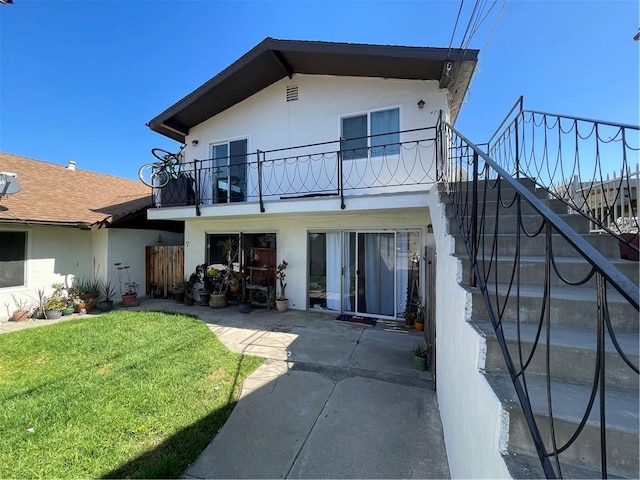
[0,172,22,197]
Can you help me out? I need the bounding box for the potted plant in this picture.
[208,238,239,309]
[237,269,252,314]
[43,283,66,320]
[207,266,230,308]
[10,294,31,322]
[412,341,432,371]
[173,282,186,303]
[98,280,117,312]
[115,263,138,307]
[184,288,195,305]
[404,310,415,327]
[62,296,75,316]
[414,300,425,331]
[176,279,195,306]
[189,264,211,305]
[275,260,288,312]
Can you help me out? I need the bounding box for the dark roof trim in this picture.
[147,37,479,143]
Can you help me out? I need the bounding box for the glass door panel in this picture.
[308,232,341,311]
[343,232,395,317]
[229,139,247,203]
[309,230,420,321]
[212,144,229,204]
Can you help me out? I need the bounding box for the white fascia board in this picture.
[146,188,433,221]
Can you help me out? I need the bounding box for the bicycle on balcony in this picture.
[138,145,186,188]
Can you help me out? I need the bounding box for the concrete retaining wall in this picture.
[428,188,512,479]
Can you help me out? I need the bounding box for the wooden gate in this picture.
[145,245,184,298]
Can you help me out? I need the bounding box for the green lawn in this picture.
[0,311,263,479]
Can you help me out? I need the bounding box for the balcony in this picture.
[150,127,438,212]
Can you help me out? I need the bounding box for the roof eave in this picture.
[147,38,479,142]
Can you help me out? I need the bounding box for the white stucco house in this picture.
[146,37,478,320]
[0,152,184,320]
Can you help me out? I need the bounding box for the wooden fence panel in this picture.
[145,246,184,298]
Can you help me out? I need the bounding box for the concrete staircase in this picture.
[445,179,640,478]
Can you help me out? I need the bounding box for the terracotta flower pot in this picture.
[415,321,424,331]
[275,299,289,312]
[11,310,29,322]
[122,293,137,307]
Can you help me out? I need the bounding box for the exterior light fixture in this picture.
[191,139,199,146]
[417,99,425,109]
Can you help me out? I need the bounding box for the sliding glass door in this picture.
[308,230,420,320]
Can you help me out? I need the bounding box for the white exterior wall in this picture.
[1,226,183,320]
[105,228,183,296]
[177,75,445,207]
[428,189,511,478]
[184,206,431,311]
[187,75,445,159]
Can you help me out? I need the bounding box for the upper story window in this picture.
[341,107,400,160]
[210,139,248,203]
[0,231,27,288]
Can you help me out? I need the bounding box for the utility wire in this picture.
[459,0,481,48]
[447,0,465,57]
[478,0,507,61]
[464,0,499,49]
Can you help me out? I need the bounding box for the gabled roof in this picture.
[0,152,151,229]
[147,37,479,142]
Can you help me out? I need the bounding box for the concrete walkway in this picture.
[1,299,450,479]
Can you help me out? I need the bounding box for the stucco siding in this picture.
[1,226,183,320]
[428,189,511,478]
[183,206,432,312]
[186,74,445,158]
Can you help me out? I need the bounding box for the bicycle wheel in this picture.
[138,163,170,188]
[151,148,178,163]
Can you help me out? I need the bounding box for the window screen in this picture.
[0,231,27,288]
[371,108,400,157]
[341,115,368,160]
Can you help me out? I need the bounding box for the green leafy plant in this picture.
[412,341,431,358]
[102,280,118,302]
[276,260,288,300]
[44,283,67,311]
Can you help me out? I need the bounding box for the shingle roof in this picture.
[0,152,151,228]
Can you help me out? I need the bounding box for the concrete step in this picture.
[446,197,569,218]
[484,371,639,479]
[467,283,639,334]
[448,212,592,235]
[474,321,639,392]
[453,231,622,258]
[502,451,627,479]
[448,177,549,201]
[458,254,640,288]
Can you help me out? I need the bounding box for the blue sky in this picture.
[1,0,638,180]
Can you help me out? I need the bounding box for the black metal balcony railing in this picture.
[437,110,639,478]
[150,127,438,212]
[488,97,639,257]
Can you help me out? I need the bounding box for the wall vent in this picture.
[286,84,299,102]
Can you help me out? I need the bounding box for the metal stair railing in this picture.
[436,113,639,479]
[488,96,639,257]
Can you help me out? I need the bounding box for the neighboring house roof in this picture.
[0,152,151,229]
[147,37,479,142]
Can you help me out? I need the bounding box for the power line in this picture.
[465,0,499,49]
[447,0,466,57]
[479,0,507,61]
[459,0,481,48]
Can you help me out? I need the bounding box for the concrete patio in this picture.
[1,298,450,479]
